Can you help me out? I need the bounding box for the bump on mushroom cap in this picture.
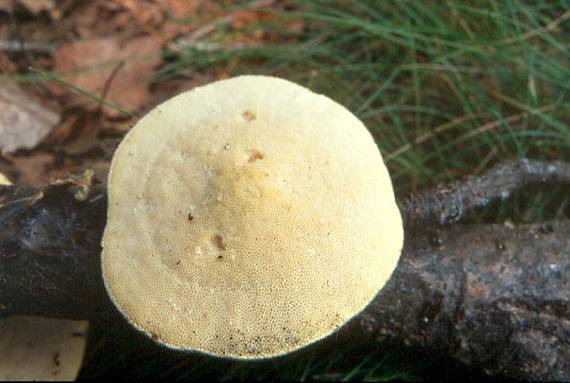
[101,75,404,359]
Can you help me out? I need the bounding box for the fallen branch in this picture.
[0,40,54,54]
[171,0,275,51]
[1,159,569,380]
[399,158,570,225]
[357,220,570,381]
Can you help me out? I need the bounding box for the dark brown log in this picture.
[0,164,569,381]
[355,221,570,381]
[0,183,107,319]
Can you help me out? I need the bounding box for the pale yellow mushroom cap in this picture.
[101,75,403,359]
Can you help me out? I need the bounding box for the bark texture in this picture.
[0,184,107,319]
[356,221,570,381]
[1,163,569,380]
[399,159,570,225]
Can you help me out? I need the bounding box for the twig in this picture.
[0,191,43,211]
[385,104,559,163]
[0,40,54,54]
[172,0,275,51]
[96,61,126,116]
[385,112,485,162]
[399,158,570,226]
[465,104,558,139]
[399,63,488,75]
[499,10,570,45]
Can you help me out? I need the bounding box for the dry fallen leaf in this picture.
[13,152,55,187]
[156,0,208,41]
[0,316,88,381]
[0,0,14,12]
[59,112,101,155]
[51,35,162,117]
[69,1,100,38]
[44,114,80,146]
[16,0,56,15]
[0,84,61,153]
[0,51,18,76]
[113,0,164,29]
[161,0,202,18]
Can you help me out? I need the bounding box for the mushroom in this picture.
[101,75,403,359]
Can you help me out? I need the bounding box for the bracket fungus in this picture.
[101,75,404,359]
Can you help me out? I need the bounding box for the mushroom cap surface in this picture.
[102,75,403,359]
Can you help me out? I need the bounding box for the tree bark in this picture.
[355,221,570,381]
[399,158,570,225]
[1,165,569,381]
